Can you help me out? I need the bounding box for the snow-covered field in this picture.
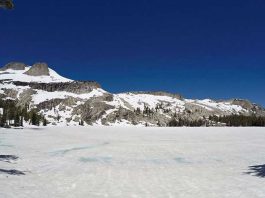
[1,127,265,198]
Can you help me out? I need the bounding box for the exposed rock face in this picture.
[0,62,26,71]
[24,63,50,76]
[229,99,265,116]
[230,99,254,110]
[76,97,114,125]
[12,81,101,94]
[2,89,18,99]
[17,89,36,107]
[37,99,64,111]
[0,0,14,9]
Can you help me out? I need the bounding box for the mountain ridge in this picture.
[1,62,264,127]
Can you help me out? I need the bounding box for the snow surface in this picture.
[0,67,72,83]
[196,99,246,113]
[117,93,185,110]
[1,127,265,198]
[32,88,106,104]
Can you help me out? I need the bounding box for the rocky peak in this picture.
[0,62,26,71]
[230,99,254,110]
[24,62,50,76]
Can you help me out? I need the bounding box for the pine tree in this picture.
[31,111,40,126]
[14,113,20,127]
[57,115,61,121]
[0,99,45,128]
[0,115,6,127]
[136,108,141,115]
[43,118,47,126]
[0,108,7,127]
[20,116,23,127]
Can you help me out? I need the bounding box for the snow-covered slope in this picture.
[0,66,72,83]
[114,93,247,114]
[116,92,185,111]
[1,62,264,126]
[1,127,265,198]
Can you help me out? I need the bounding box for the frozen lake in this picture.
[1,127,265,198]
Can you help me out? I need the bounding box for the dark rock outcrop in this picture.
[0,0,14,10]
[24,63,50,76]
[12,81,101,94]
[37,99,64,111]
[78,102,113,125]
[0,62,26,71]
[74,94,114,124]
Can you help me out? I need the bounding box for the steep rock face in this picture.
[0,62,26,71]
[37,99,64,111]
[24,63,50,76]
[12,81,101,94]
[230,99,255,110]
[76,96,114,125]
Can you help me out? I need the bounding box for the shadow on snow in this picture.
[245,164,265,178]
[0,169,25,176]
[0,155,18,163]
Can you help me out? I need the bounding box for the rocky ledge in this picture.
[12,80,101,94]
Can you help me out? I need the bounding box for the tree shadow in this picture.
[0,169,25,176]
[0,155,18,163]
[245,164,265,178]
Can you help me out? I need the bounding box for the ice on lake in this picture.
[0,127,265,198]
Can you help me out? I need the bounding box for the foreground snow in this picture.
[0,127,265,198]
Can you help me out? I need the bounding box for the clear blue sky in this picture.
[1,0,265,106]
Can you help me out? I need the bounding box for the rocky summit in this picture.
[24,62,50,76]
[0,62,26,71]
[0,62,265,127]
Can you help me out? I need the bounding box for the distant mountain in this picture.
[1,62,264,126]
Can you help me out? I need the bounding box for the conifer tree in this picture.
[14,113,20,127]
[43,118,47,126]
[20,116,23,127]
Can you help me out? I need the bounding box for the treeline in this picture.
[0,99,47,128]
[167,115,265,127]
[209,115,265,127]
[134,103,173,117]
[167,118,206,127]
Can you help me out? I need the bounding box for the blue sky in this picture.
[1,0,265,106]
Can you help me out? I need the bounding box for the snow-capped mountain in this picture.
[1,62,264,126]
[0,62,72,83]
